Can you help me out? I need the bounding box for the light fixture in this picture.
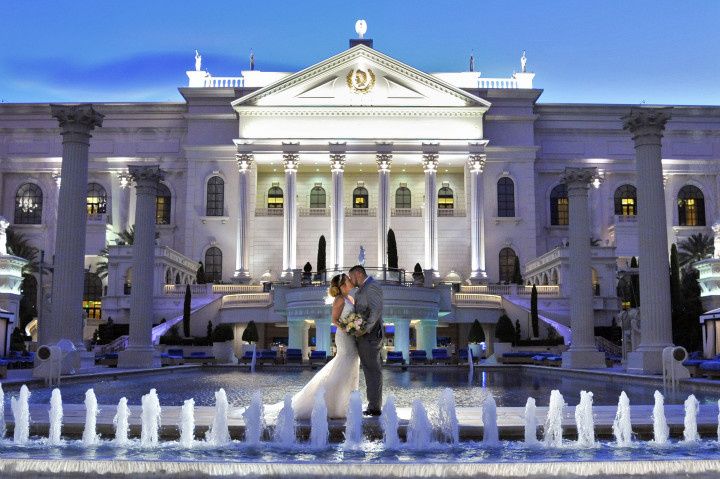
[52,171,61,188]
[117,171,130,189]
[17,197,37,213]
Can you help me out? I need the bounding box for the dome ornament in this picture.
[355,19,367,39]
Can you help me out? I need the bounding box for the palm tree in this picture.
[6,227,39,274]
[95,226,136,279]
[677,233,714,269]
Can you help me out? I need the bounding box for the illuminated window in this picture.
[205,247,223,283]
[438,186,454,209]
[14,183,43,224]
[550,184,568,226]
[206,176,225,216]
[156,183,171,225]
[83,272,103,320]
[353,186,368,209]
[499,247,517,283]
[678,185,705,226]
[86,183,107,216]
[310,185,326,208]
[267,185,283,208]
[614,184,637,216]
[395,186,411,209]
[497,177,515,217]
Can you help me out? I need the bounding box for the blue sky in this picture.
[1,0,718,105]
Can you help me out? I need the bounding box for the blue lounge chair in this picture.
[285,348,303,364]
[309,350,327,367]
[258,350,278,365]
[431,348,451,364]
[409,350,427,364]
[386,351,405,365]
[184,351,217,365]
[161,348,184,366]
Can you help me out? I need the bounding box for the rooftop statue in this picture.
[521,50,527,73]
[195,50,202,72]
[0,216,8,256]
[358,245,366,266]
[250,50,255,71]
[469,54,475,72]
[355,19,367,39]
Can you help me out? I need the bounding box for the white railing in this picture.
[613,214,638,224]
[255,208,284,216]
[204,76,244,88]
[212,284,263,294]
[221,293,272,307]
[392,208,422,217]
[345,207,376,217]
[478,78,518,89]
[452,293,503,307]
[438,209,466,217]
[163,284,213,295]
[459,284,561,297]
[299,207,330,217]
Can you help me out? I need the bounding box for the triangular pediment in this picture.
[232,44,490,109]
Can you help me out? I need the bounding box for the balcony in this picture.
[299,207,329,217]
[345,207,376,217]
[392,208,422,217]
[255,208,284,217]
[438,209,466,217]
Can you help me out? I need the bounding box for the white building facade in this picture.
[2,40,720,358]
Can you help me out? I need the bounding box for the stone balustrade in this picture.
[221,293,272,307]
[452,293,503,307]
[459,284,561,297]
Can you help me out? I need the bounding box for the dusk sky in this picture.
[1,0,718,105]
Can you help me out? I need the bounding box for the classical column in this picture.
[416,319,438,356]
[393,318,410,363]
[330,153,346,270]
[118,165,163,369]
[468,154,487,283]
[282,152,299,277]
[423,153,439,276]
[623,108,673,374]
[481,323,495,357]
[377,152,392,269]
[315,316,333,357]
[560,167,606,369]
[234,153,253,283]
[43,105,103,347]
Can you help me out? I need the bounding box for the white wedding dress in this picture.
[291,296,360,419]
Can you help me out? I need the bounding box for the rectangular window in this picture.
[686,199,697,226]
[556,198,569,225]
[621,198,635,216]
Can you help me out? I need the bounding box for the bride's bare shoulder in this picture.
[347,295,355,305]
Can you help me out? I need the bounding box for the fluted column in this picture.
[468,154,487,283]
[560,167,606,369]
[377,152,392,269]
[234,153,253,283]
[282,152,299,277]
[118,165,163,369]
[393,318,410,362]
[315,316,333,357]
[330,153,345,270]
[423,154,439,275]
[43,105,103,347]
[623,108,673,374]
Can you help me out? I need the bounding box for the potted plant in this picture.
[302,262,313,285]
[412,263,424,286]
[494,313,516,358]
[211,323,236,364]
[467,319,485,360]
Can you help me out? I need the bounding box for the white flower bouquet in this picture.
[338,312,366,335]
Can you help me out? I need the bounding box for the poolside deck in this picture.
[4,402,719,441]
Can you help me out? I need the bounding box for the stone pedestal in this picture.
[281,151,299,278]
[422,153,439,276]
[0,217,27,355]
[377,149,392,269]
[623,108,673,374]
[393,318,410,362]
[560,167,606,369]
[468,154,488,284]
[330,153,345,270]
[118,165,163,369]
[233,153,253,283]
[43,105,103,347]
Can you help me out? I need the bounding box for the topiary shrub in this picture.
[317,236,326,273]
[182,284,191,337]
[206,320,213,340]
[10,327,26,352]
[211,323,235,343]
[196,261,206,284]
[467,319,485,343]
[530,285,539,338]
[303,262,312,273]
[242,320,259,344]
[387,229,398,269]
[495,314,516,344]
[159,325,182,345]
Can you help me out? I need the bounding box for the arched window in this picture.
[155,183,171,225]
[310,185,326,209]
[395,186,411,209]
[614,184,637,216]
[124,268,133,295]
[165,269,172,284]
[267,185,283,209]
[14,183,43,224]
[83,272,103,320]
[678,185,706,226]
[206,176,224,216]
[353,186,368,209]
[550,184,569,226]
[497,177,515,217]
[86,182,107,217]
[498,247,517,283]
[438,186,454,210]
[204,247,223,283]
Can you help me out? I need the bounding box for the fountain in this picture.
[0,383,5,438]
[82,389,100,446]
[140,389,162,447]
[11,385,30,445]
[407,399,433,449]
[543,390,565,447]
[113,397,131,446]
[273,393,296,447]
[524,397,539,446]
[613,391,632,446]
[242,390,264,446]
[653,391,669,445]
[381,395,400,449]
[467,348,474,384]
[717,399,720,443]
[309,388,328,448]
[575,391,595,448]
[437,388,459,444]
[343,390,363,448]
[482,396,499,446]
[207,388,231,446]
[179,398,196,448]
[683,394,699,443]
[48,388,63,445]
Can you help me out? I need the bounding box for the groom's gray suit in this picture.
[353,276,384,412]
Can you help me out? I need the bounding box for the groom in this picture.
[348,265,384,416]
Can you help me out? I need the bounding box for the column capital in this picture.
[129,165,164,194]
[51,104,104,137]
[329,153,346,172]
[622,108,671,143]
[376,153,392,172]
[468,154,487,173]
[283,153,299,172]
[561,167,596,192]
[422,154,439,172]
[236,153,254,173]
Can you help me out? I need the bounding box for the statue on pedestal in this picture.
[0,216,8,256]
[194,50,202,72]
[358,245,366,266]
[521,50,527,73]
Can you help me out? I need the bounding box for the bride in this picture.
[291,273,360,419]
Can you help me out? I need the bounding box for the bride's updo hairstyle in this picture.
[328,273,348,297]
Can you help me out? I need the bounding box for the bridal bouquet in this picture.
[338,312,366,335]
